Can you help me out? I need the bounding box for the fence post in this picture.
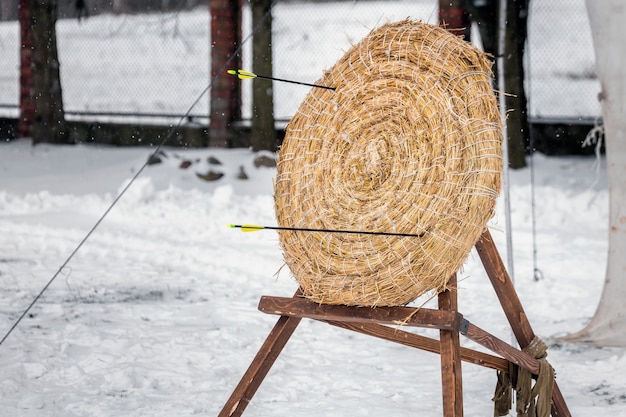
[209,0,242,147]
[251,0,275,151]
[18,0,33,139]
[438,0,471,40]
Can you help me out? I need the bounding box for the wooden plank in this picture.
[475,230,535,345]
[438,275,464,417]
[550,382,572,417]
[258,295,463,331]
[218,315,301,417]
[475,230,572,417]
[325,320,510,372]
[463,322,541,375]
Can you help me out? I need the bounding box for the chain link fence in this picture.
[56,8,210,123]
[527,0,600,122]
[0,1,210,125]
[0,0,601,128]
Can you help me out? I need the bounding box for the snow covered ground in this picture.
[0,0,621,415]
[0,139,625,416]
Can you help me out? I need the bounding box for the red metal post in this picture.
[439,0,471,41]
[209,0,242,147]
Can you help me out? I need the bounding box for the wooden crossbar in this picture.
[258,296,545,376]
[258,295,463,331]
[324,320,510,372]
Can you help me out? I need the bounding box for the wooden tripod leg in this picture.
[475,230,571,417]
[218,314,302,417]
[475,230,534,344]
[438,274,463,417]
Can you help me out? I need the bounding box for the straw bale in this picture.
[274,20,502,306]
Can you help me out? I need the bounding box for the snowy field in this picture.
[1,139,625,416]
[0,0,622,415]
[0,0,600,121]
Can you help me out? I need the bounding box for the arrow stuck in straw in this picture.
[228,224,425,238]
[227,69,336,91]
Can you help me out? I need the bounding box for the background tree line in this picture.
[2,0,205,20]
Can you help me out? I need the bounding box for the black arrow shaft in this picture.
[233,224,425,238]
[254,74,336,91]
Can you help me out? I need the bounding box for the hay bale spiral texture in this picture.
[274,20,502,307]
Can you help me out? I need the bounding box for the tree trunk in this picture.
[469,0,497,61]
[503,0,528,169]
[30,0,69,144]
[18,0,34,139]
[563,0,626,347]
[250,0,275,151]
[463,0,529,169]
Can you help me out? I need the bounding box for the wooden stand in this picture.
[218,230,571,417]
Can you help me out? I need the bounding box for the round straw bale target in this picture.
[274,20,502,307]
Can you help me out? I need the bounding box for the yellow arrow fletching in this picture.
[227,69,256,79]
[228,223,265,232]
[237,70,256,79]
[240,224,264,232]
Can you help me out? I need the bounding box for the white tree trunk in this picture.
[565,0,626,346]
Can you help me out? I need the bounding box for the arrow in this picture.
[227,69,336,91]
[228,224,425,238]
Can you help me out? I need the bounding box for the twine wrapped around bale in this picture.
[274,20,502,307]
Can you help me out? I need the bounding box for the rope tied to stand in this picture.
[493,336,555,417]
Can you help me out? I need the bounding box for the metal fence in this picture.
[526,0,600,122]
[0,0,601,126]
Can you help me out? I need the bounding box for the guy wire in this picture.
[0,1,279,347]
[525,1,542,282]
